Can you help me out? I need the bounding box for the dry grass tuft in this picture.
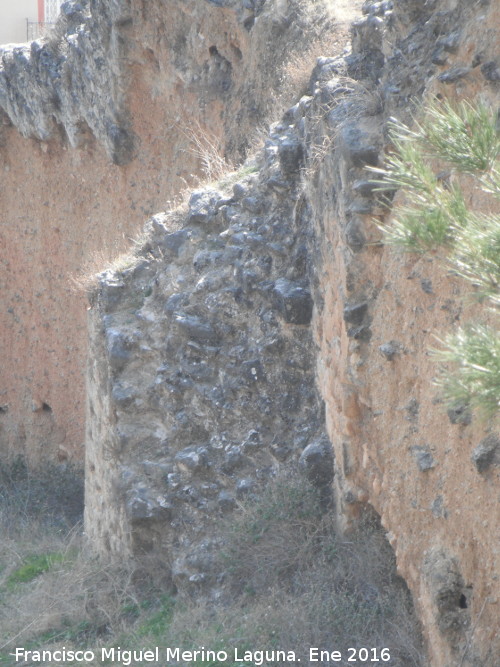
[197,472,426,666]
[0,470,425,666]
[176,120,236,185]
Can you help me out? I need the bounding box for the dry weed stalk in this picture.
[175,119,234,184]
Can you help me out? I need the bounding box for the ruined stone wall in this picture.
[0,0,340,463]
[85,142,331,568]
[84,1,499,665]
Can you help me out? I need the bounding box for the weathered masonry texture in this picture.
[0,0,335,463]
[1,1,500,666]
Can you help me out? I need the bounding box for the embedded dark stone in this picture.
[471,53,483,68]
[379,341,399,360]
[240,430,262,452]
[180,358,215,382]
[351,16,384,53]
[343,490,357,504]
[431,48,447,66]
[61,1,86,19]
[411,445,436,471]
[431,495,447,518]
[447,403,472,426]
[362,1,394,17]
[340,125,379,167]
[348,198,373,215]
[348,325,372,341]
[270,444,292,461]
[437,67,470,83]
[345,218,366,251]
[440,31,460,53]
[165,292,189,314]
[471,434,500,473]
[241,359,265,382]
[174,314,219,344]
[421,278,433,294]
[111,383,137,408]
[267,176,288,192]
[343,301,368,325]
[193,250,223,272]
[352,179,379,197]
[309,56,344,88]
[163,229,192,256]
[126,490,172,523]
[99,280,128,313]
[218,491,236,512]
[406,398,419,421]
[106,330,132,373]
[175,446,210,472]
[108,124,137,166]
[243,16,255,30]
[278,137,304,174]
[423,549,470,641]
[232,182,247,199]
[187,190,221,224]
[241,196,264,214]
[481,61,500,82]
[235,478,256,498]
[272,278,313,324]
[221,447,245,473]
[299,439,334,486]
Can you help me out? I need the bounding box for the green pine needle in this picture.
[375,99,500,417]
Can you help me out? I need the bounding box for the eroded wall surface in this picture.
[0,0,339,462]
[85,1,499,666]
[308,1,500,665]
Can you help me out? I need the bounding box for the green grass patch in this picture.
[6,552,66,588]
[134,594,175,640]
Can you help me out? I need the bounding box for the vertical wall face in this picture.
[84,130,330,577]
[0,132,152,463]
[0,0,339,464]
[306,1,500,665]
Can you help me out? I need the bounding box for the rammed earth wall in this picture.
[0,0,341,463]
[308,3,500,665]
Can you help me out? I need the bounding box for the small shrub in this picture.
[134,595,175,640]
[450,211,500,304]
[199,473,425,666]
[0,472,424,666]
[178,120,234,184]
[372,101,499,251]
